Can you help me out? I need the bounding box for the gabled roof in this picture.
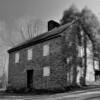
[8,21,76,53]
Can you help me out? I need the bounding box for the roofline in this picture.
[8,34,61,53]
[8,20,77,53]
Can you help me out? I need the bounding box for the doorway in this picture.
[27,70,33,89]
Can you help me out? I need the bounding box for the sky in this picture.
[0,0,100,30]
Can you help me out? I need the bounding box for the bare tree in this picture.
[0,22,15,47]
[0,17,46,47]
[13,17,46,46]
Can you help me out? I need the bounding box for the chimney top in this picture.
[48,20,60,31]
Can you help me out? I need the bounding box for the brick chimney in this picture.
[48,20,60,31]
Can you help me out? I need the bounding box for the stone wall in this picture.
[8,36,68,90]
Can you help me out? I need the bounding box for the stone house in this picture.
[7,20,95,91]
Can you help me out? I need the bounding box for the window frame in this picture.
[27,48,33,60]
[43,66,50,76]
[43,44,49,56]
[15,52,20,63]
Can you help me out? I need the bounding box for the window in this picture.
[77,46,84,57]
[94,60,99,70]
[27,48,32,60]
[43,44,49,56]
[67,72,70,86]
[69,42,72,47]
[70,67,73,84]
[43,66,50,76]
[15,52,19,63]
[80,31,84,36]
[67,56,72,64]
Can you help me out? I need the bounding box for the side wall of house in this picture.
[8,50,27,90]
[8,36,68,90]
[62,24,79,86]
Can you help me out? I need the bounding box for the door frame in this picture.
[27,69,34,89]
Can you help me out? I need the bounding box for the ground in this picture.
[0,87,100,100]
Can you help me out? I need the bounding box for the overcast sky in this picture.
[0,0,100,30]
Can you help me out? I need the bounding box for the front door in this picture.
[27,70,33,89]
